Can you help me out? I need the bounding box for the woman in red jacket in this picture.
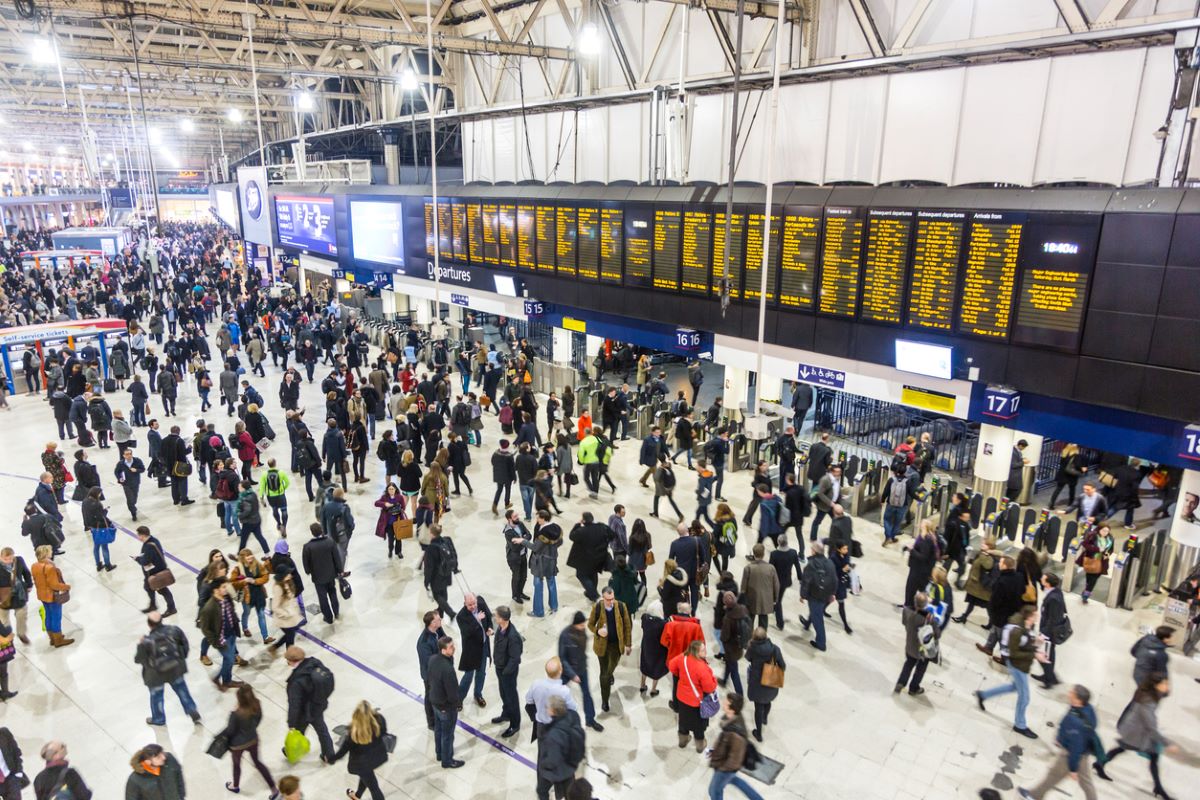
[668,639,718,752]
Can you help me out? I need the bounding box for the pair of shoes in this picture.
[1012,726,1038,739]
[441,759,465,769]
[639,686,648,694]
[587,721,605,732]
[1092,763,1112,782]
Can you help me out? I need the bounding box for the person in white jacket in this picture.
[268,571,303,653]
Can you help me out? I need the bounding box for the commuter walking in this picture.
[284,645,337,763]
[125,745,185,800]
[1131,626,1172,686]
[1035,573,1069,688]
[708,693,764,800]
[259,458,290,533]
[586,587,632,714]
[134,526,177,616]
[114,448,145,520]
[558,611,603,732]
[536,695,586,800]
[136,611,201,726]
[220,685,279,797]
[718,591,750,695]
[808,464,842,541]
[668,639,717,752]
[974,605,1045,739]
[331,701,389,800]
[268,571,303,652]
[1093,674,1177,799]
[424,524,459,620]
[199,578,245,690]
[80,487,115,572]
[32,741,93,800]
[302,522,344,625]
[895,592,939,696]
[744,628,784,742]
[740,544,780,631]
[798,540,837,652]
[1017,684,1100,800]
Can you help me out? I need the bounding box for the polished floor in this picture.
[1,330,1198,800]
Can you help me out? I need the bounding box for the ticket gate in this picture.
[588,388,605,420]
[1112,528,1171,610]
[847,460,885,518]
[1030,511,1064,555]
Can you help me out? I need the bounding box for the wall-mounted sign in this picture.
[524,300,548,317]
[1180,424,1200,462]
[982,386,1022,420]
[796,362,845,389]
[450,293,470,306]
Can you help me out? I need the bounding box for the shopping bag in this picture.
[283,729,311,764]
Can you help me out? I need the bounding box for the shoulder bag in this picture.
[52,567,70,605]
[147,545,176,592]
[760,652,785,689]
[683,655,720,719]
[206,732,230,759]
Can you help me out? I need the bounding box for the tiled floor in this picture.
[1,330,1197,799]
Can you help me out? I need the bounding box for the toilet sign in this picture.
[796,363,845,389]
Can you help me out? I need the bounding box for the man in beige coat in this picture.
[740,543,780,630]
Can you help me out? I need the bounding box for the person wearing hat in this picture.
[558,611,603,731]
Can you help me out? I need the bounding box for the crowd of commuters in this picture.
[0,220,1189,800]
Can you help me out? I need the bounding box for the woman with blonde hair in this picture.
[229,549,274,645]
[331,700,390,800]
[1049,443,1085,509]
[30,545,73,647]
[396,447,422,517]
[657,557,688,615]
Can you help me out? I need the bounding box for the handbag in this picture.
[683,655,720,719]
[760,655,785,689]
[52,588,70,604]
[92,527,117,546]
[644,549,656,568]
[1098,470,1117,489]
[172,461,193,477]
[1082,555,1103,575]
[148,569,176,591]
[338,575,353,599]
[392,518,414,540]
[206,732,230,759]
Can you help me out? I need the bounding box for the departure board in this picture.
[743,209,780,302]
[959,212,1023,339]
[712,210,745,300]
[576,205,600,281]
[859,209,913,325]
[481,203,500,265]
[907,211,965,331]
[516,205,536,270]
[535,206,557,273]
[450,201,467,261]
[436,200,452,262]
[467,202,484,265]
[423,200,435,258]
[624,203,653,288]
[1012,213,1102,351]
[599,206,623,284]
[497,204,517,268]
[779,207,818,309]
[653,208,681,291]
[556,206,577,277]
[681,210,711,295]
[817,207,864,316]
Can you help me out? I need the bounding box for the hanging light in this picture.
[400,68,419,92]
[180,118,195,133]
[227,108,244,124]
[577,23,602,56]
[29,37,57,66]
[296,91,315,112]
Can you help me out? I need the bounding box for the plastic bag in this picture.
[849,569,863,596]
[283,728,311,764]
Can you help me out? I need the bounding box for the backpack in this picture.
[981,561,1001,592]
[452,404,470,427]
[595,438,609,462]
[917,620,940,661]
[266,470,282,493]
[735,614,752,650]
[742,739,761,771]
[145,629,184,675]
[498,405,513,425]
[436,538,458,577]
[719,520,739,547]
[888,475,908,507]
[704,439,719,459]
[998,622,1028,660]
[46,765,75,800]
[308,660,336,704]
[660,468,676,490]
[808,560,836,599]
[776,500,790,526]
[216,475,236,500]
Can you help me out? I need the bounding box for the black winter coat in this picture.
[332,712,389,776]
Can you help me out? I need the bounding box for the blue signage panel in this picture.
[982,386,1022,420]
[796,363,845,389]
[1180,424,1200,463]
[524,300,549,317]
[275,194,337,256]
[450,293,470,306]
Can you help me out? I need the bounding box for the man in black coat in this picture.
[301,522,344,624]
[1035,573,1068,688]
[134,526,176,616]
[114,448,145,520]
[416,610,443,730]
[768,536,804,629]
[0,726,27,800]
[978,556,1027,657]
[806,432,833,484]
[321,418,348,491]
[791,382,813,431]
[284,645,336,763]
[776,425,799,484]
[426,635,465,769]
[159,425,194,505]
[781,472,811,539]
[536,696,585,800]
[566,512,612,602]
[491,605,524,738]
[667,523,709,614]
[503,509,532,604]
[637,427,667,487]
[455,592,494,708]
[424,526,458,620]
[135,611,201,725]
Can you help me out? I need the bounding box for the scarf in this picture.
[140,761,161,777]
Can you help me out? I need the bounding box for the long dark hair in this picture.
[1133,672,1168,705]
[235,684,262,717]
[629,518,650,548]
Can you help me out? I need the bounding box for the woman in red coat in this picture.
[1077,523,1115,604]
[374,482,407,560]
[668,639,718,752]
[232,421,257,481]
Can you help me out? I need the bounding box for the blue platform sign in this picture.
[982,386,1022,421]
[675,329,702,352]
[332,269,345,279]
[450,293,470,306]
[1180,424,1200,462]
[796,363,845,389]
[524,300,548,317]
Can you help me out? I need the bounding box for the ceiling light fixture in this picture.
[400,68,419,92]
[577,23,602,57]
[29,38,57,66]
[296,91,315,112]
[180,118,195,133]
[227,108,244,124]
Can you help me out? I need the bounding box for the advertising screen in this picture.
[350,200,405,267]
[275,195,337,255]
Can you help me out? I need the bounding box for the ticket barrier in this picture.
[588,388,605,420]
[1113,528,1170,611]
[634,403,654,439]
[847,460,884,519]
[1029,510,1064,555]
[921,477,956,532]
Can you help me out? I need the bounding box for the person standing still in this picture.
[427,636,465,769]
[491,606,524,738]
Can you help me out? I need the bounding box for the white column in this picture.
[585,334,603,359]
[552,327,572,364]
[379,289,397,316]
[414,299,433,325]
[296,260,307,295]
[756,372,783,405]
[335,278,350,296]
[723,366,750,422]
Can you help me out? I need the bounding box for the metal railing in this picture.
[817,388,979,477]
[1034,440,1104,492]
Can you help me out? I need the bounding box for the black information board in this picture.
[818,207,864,316]
[780,206,819,309]
[653,208,681,291]
[556,206,577,278]
[450,201,467,262]
[860,209,912,325]
[535,206,557,273]
[712,210,745,300]
[907,211,964,331]
[497,203,517,268]
[681,209,711,295]
[624,202,653,288]
[743,209,780,303]
[1012,213,1102,351]
[959,211,1023,339]
[423,199,435,258]
[576,205,600,281]
[516,205,536,271]
[600,205,623,284]
[467,202,484,265]
[481,203,500,265]
[436,200,453,262]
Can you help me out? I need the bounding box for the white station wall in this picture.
[462,45,1174,187]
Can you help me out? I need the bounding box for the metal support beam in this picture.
[891,0,933,52]
[1095,0,1137,27]
[599,0,637,91]
[846,0,886,58]
[1052,0,1091,34]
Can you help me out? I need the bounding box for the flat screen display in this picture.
[907,211,965,331]
[276,195,337,255]
[497,203,517,268]
[556,206,577,277]
[625,203,653,288]
[779,206,819,309]
[712,210,745,300]
[599,205,623,284]
[576,204,600,281]
[817,207,865,316]
[958,211,1023,339]
[350,200,404,267]
[653,207,681,291]
[535,205,556,273]
[467,202,484,265]
[215,189,239,229]
[895,339,953,380]
[743,209,780,303]
[680,209,711,295]
[1012,213,1102,351]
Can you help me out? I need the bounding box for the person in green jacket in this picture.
[578,428,601,497]
[974,605,1045,739]
[258,457,291,534]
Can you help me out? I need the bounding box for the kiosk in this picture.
[0,318,128,393]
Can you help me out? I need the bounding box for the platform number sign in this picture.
[1180,424,1200,462]
[982,386,1021,421]
[523,300,546,317]
[675,329,702,351]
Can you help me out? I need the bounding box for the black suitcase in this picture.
[104,378,117,394]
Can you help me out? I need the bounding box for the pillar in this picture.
[722,366,750,424]
[973,425,1041,503]
[382,129,402,185]
[414,299,433,325]
[755,372,783,406]
[585,334,603,359]
[552,327,572,364]
[380,288,397,317]
[296,259,307,296]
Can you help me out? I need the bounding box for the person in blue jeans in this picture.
[798,540,836,652]
[199,578,245,690]
[81,488,115,572]
[708,693,764,800]
[974,605,1044,739]
[135,611,202,725]
[881,465,912,544]
[528,511,561,618]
